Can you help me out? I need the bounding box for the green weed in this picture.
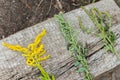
[79,7,118,56]
[54,13,93,80]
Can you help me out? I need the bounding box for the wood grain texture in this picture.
[0,0,120,80]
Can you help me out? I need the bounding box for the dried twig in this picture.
[47,0,52,15]
[56,0,63,10]
[35,0,44,11]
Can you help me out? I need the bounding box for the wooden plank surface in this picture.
[0,0,120,80]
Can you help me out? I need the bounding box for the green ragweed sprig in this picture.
[2,29,55,80]
[79,7,118,56]
[54,13,93,80]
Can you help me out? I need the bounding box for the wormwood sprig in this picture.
[79,7,118,56]
[54,13,93,80]
[2,29,55,80]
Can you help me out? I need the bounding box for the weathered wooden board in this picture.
[0,0,120,80]
[94,64,120,80]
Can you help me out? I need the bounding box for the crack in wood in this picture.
[7,72,18,80]
[52,57,75,78]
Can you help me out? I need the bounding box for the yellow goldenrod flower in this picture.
[2,29,50,67]
[33,29,46,48]
[2,42,29,53]
[38,55,50,61]
[2,29,56,80]
[26,57,36,66]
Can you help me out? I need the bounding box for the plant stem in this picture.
[55,13,93,80]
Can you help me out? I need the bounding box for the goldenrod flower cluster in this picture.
[2,29,50,67]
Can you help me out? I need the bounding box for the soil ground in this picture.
[0,0,100,39]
